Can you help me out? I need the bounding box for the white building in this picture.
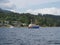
[0,21,3,26]
[4,21,9,25]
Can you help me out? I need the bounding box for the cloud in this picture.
[26,7,60,15]
[0,0,16,10]
[0,0,60,14]
[12,0,60,8]
[0,0,9,3]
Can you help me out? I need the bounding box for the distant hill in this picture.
[0,8,60,27]
[0,8,12,13]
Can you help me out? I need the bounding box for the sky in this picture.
[0,0,60,15]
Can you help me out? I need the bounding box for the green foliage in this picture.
[0,9,60,27]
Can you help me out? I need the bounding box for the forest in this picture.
[0,8,60,27]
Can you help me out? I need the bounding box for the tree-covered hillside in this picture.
[0,8,60,27]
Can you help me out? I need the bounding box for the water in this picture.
[0,27,60,45]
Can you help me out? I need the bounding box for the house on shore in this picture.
[0,20,27,27]
[11,21,21,27]
[0,20,3,26]
[4,21,9,26]
[0,20,9,26]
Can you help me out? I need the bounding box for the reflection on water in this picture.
[0,27,60,45]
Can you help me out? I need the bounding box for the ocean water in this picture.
[0,27,60,45]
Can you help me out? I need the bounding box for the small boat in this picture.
[28,19,39,28]
[28,24,39,28]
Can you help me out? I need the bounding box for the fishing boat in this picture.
[28,24,39,28]
[28,19,39,28]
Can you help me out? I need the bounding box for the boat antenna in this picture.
[31,19,32,24]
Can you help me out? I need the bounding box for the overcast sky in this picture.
[0,0,60,15]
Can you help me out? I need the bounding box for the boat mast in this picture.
[31,19,32,24]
